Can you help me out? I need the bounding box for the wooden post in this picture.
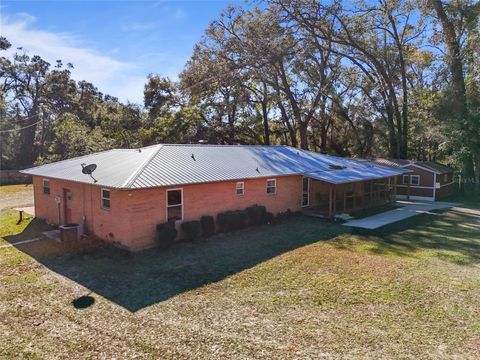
[384,178,387,204]
[389,177,393,203]
[333,186,337,216]
[328,185,333,218]
[353,183,357,210]
[407,174,411,201]
[17,210,23,225]
[394,176,398,201]
[343,187,347,213]
[368,182,373,207]
[363,182,366,209]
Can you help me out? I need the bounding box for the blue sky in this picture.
[1,1,240,104]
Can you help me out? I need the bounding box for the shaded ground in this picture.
[0,184,34,211]
[1,185,480,358]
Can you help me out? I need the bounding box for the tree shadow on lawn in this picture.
[344,207,480,265]
[14,216,345,312]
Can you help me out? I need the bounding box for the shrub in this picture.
[200,215,215,237]
[156,221,177,248]
[266,212,275,224]
[245,204,267,225]
[276,208,293,222]
[216,212,228,231]
[181,220,202,241]
[217,210,248,232]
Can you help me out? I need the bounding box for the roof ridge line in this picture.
[122,145,164,188]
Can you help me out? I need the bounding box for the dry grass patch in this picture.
[0,184,33,210]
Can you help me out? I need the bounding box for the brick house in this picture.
[22,145,408,251]
[374,159,456,201]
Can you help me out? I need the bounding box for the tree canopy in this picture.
[1,0,479,197]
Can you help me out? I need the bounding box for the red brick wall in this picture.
[33,175,303,251]
[125,176,303,250]
[32,176,133,248]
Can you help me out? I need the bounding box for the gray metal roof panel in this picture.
[305,167,407,185]
[21,144,409,188]
[21,145,162,188]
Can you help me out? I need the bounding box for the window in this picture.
[302,177,309,207]
[403,175,420,186]
[236,182,244,196]
[167,189,183,221]
[101,189,110,209]
[42,179,50,195]
[266,179,276,195]
[411,175,420,186]
[444,174,448,182]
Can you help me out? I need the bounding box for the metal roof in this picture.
[374,158,454,175]
[305,167,402,185]
[21,144,409,189]
[20,145,161,188]
[374,158,411,168]
[418,161,454,175]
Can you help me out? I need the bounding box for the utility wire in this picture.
[0,113,40,122]
[0,118,43,133]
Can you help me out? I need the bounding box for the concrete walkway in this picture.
[0,237,43,249]
[342,201,461,229]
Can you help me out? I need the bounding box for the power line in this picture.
[0,119,43,133]
[0,113,40,122]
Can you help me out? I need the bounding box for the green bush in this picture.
[276,208,295,222]
[266,212,275,224]
[156,221,177,248]
[217,210,248,232]
[181,220,202,241]
[200,216,215,237]
[245,204,267,225]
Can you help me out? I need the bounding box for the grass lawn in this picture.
[1,190,479,359]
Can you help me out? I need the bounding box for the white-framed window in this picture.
[167,188,183,222]
[101,189,110,209]
[411,175,420,185]
[403,175,420,186]
[42,179,50,195]
[266,179,276,195]
[236,181,244,196]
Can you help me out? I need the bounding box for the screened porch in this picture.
[304,176,397,218]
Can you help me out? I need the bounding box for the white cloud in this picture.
[0,13,147,104]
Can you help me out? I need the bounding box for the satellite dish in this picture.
[81,163,97,175]
[81,163,98,183]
